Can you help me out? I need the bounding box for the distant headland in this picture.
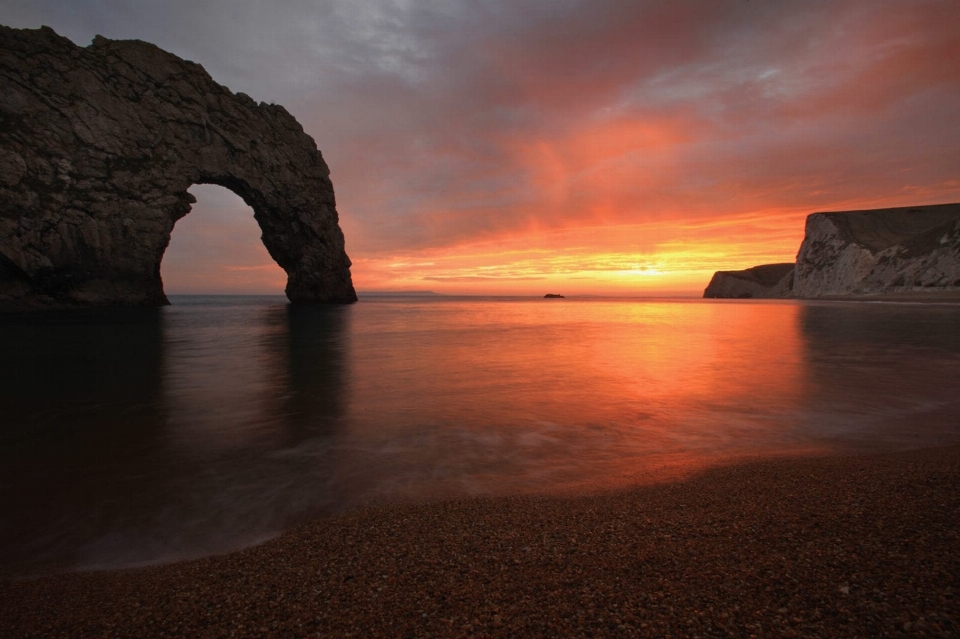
[0,26,356,311]
[704,203,960,300]
[543,293,565,299]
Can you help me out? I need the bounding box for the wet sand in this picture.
[3,446,959,638]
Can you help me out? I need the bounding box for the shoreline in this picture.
[804,290,960,304]
[3,445,959,637]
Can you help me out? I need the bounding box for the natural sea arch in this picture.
[161,185,288,296]
[0,26,356,309]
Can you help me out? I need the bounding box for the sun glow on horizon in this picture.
[349,207,809,296]
[146,0,959,298]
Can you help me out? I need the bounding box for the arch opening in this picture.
[160,184,287,298]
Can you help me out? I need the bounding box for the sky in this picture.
[4,0,959,296]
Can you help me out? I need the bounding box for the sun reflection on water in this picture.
[2,297,959,575]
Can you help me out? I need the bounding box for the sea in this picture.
[2,295,959,577]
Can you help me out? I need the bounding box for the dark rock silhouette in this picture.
[0,26,356,309]
[703,263,794,299]
[543,293,565,299]
[704,203,960,299]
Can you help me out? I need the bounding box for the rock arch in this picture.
[0,26,356,309]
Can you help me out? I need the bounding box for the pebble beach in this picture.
[3,446,959,638]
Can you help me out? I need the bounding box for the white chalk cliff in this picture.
[792,204,960,297]
[704,203,960,299]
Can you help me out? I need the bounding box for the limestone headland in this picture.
[703,263,794,299]
[0,26,356,310]
[704,203,960,299]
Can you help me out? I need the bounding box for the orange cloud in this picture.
[156,1,960,296]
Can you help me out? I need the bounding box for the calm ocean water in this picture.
[2,295,959,576]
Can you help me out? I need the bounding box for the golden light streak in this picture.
[351,208,808,296]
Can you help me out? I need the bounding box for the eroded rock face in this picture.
[0,26,356,309]
[703,204,960,299]
[792,204,960,297]
[702,263,794,299]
